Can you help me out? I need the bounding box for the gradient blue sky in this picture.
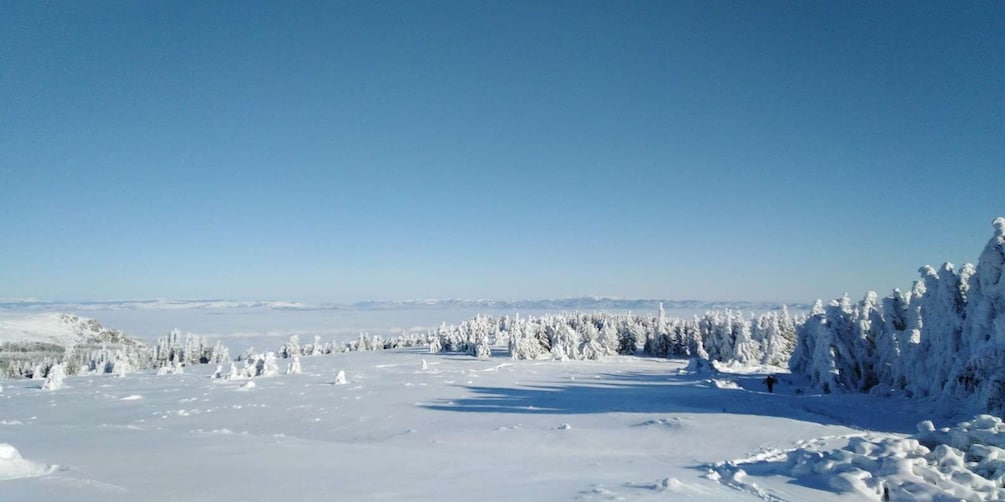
[2,1,1003,303]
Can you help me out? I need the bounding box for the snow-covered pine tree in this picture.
[730,312,760,364]
[946,218,1005,413]
[281,335,301,359]
[42,363,66,390]
[287,356,302,375]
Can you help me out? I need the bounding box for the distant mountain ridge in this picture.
[0,297,808,313]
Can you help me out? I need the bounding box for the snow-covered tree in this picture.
[287,356,302,375]
[789,217,1005,414]
[41,363,66,390]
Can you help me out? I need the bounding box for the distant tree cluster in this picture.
[153,330,231,368]
[275,332,432,359]
[427,305,798,365]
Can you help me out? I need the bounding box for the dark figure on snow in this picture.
[764,375,777,393]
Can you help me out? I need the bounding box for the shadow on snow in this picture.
[423,368,932,434]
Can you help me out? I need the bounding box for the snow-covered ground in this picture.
[2,344,950,501]
[6,300,1004,501]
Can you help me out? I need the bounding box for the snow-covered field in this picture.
[5,298,1005,501]
[2,341,961,501]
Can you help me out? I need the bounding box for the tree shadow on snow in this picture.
[423,369,931,434]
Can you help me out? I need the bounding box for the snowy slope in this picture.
[0,313,150,378]
[0,312,108,346]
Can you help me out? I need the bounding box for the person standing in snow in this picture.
[763,375,777,393]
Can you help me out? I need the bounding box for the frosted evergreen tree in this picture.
[947,218,1005,412]
[913,263,971,396]
[730,313,760,365]
[966,218,1005,345]
[42,363,66,390]
[684,320,708,360]
[210,341,230,363]
[875,288,911,391]
[112,355,132,377]
[287,356,302,375]
[281,335,301,358]
[255,352,279,377]
[899,280,929,397]
[789,300,838,392]
[701,311,737,363]
[598,319,620,355]
[617,320,643,355]
[954,263,979,362]
[755,312,791,366]
[473,334,492,359]
[851,292,883,391]
[645,304,671,357]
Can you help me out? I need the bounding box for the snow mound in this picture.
[711,378,740,389]
[0,443,55,481]
[635,417,684,429]
[710,416,1005,501]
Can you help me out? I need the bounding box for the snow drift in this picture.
[711,414,1005,501]
[0,443,55,481]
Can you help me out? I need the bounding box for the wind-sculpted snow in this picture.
[0,443,56,481]
[710,415,1005,501]
[790,217,1005,416]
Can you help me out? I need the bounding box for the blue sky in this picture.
[2,1,1003,303]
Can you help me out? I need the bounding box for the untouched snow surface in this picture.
[0,348,948,501]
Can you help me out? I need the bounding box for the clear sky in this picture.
[2,1,1003,303]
